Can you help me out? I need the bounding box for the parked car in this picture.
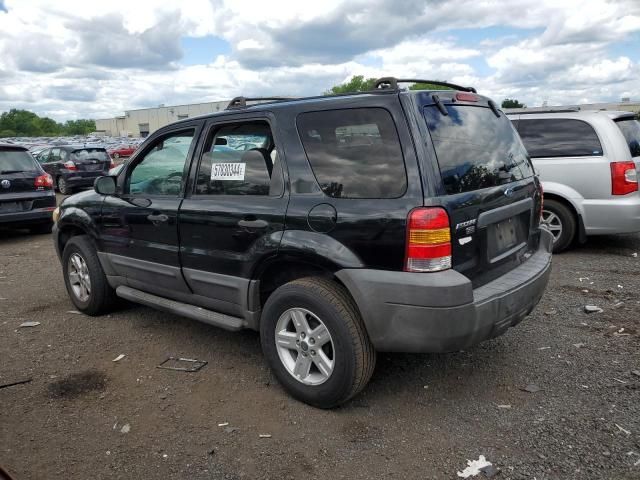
[508,109,640,252]
[0,144,56,233]
[107,144,137,159]
[52,78,552,408]
[37,146,114,195]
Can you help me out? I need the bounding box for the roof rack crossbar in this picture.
[374,77,477,93]
[226,96,297,110]
[515,107,581,115]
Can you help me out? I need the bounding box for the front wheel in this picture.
[62,235,117,315]
[542,199,576,253]
[260,277,376,408]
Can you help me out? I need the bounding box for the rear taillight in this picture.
[611,161,638,195]
[34,173,53,189]
[405,207,452,272]
[63,160,77,171]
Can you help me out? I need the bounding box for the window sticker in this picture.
[211,162,245,181]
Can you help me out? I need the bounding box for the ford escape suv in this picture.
[53,78,552,408]
[508,109,640,252]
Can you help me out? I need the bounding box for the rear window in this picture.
[0,149,37,173]
[516,119,603,158]
[72,149,109,161]
[423,105,534,195]
[615,118,640,157]
[297,108,407,198]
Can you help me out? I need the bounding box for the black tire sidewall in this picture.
[261,283,360,408]
[544,199,576,253]
[58,177,70,195]
[62,236,111,314]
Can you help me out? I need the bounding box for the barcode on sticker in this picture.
[211,162,245,181]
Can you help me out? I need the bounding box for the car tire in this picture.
[57,177,72,195]
[29,222,53,234]
[62,235,117,316]
[542,199,576,253]
[260,277,376,408]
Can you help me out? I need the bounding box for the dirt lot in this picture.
[1,224,639,479]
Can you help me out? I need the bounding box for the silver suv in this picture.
[507,109,640,252]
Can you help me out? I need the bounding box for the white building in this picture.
[95,100,229,137]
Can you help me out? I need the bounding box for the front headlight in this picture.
[52,207,60,223]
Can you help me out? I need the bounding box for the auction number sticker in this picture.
[211,162,245,181]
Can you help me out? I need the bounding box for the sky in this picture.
[0,0,638,121]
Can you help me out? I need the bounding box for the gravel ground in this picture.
[0,224,639,480]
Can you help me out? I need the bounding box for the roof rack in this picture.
[226,96,297,110]
[374,77,477,93]
[515,107,581,115]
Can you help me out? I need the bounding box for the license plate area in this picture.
[486,213,528,263]
[0,201,22,213]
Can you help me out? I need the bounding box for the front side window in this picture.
[297,108,407,198]
[195,121,283,196]
[517,119,603,158]
[127,129,195,196]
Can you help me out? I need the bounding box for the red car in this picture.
[107,144,136,159]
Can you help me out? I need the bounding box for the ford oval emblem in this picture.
[1,179,10,189]
[504,187,515,197]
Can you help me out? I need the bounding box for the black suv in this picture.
[36,145,112,195]
[0,144,56,233]
[53,79,552,408]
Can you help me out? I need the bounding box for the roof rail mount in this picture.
[226,96,297,110]
[516,107,581,115]
[374,77,477,93]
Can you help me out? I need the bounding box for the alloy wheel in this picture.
[68,253,91,302]
[542,209,563,243]
[275,307,335,386]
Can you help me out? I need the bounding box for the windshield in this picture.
[424,105,534,195]
[615,118,640,157]
[0,149,37,173]
[72,149,109,161]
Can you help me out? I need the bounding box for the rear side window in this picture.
[423,105,534,195]
[615,119,640,157]
[0,149,37,173]
[517,119,603,158]
[297,108,407,198]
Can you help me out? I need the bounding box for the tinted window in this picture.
[0,149,37,173]
[424,105,534,195]
[615,119,640,157]
[297,108,406,198]
[72,148,108,161]
[195,121,282,196]
[517,119,603,158]
[128,130,195,196]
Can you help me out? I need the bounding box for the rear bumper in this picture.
[65,175,102,188]
[0,207,55,226]
[336,229,553,353]
[582,195,640,235]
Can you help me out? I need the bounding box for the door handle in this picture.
[147,213,169,224]
[238,219,268,229]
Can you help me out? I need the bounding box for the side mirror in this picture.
[94,176,116,195]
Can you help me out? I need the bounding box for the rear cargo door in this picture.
[72,148,111,175]
[420,95,542,286]
[615,116,640,171]
[0,148,47,214]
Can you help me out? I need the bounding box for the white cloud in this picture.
[0,0,638,120]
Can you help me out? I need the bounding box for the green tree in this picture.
[63,119,96,135]
[501,98,526,109]
[0,109,96,137]
[325,75,377,95]
[408,82,450,91]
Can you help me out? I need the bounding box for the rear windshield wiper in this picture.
[0,169,26,174]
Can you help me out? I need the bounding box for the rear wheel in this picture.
[62,235,117,315]
[260,277,376,408]
[57,176,72,195]
[542,199,576,253]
